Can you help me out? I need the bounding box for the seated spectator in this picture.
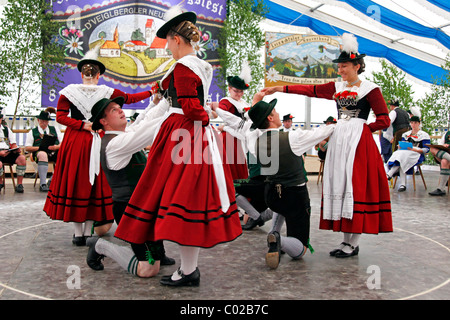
[0,109,27,193]
[428,130,450,196]
[25,108,63,191]
[315,116,336,160]
[386,116,430,192]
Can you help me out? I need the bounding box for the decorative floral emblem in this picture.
[266,67,281,82]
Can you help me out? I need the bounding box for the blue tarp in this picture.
[338,0,450,49]
[427,0,450,13]
[263,0,449,84]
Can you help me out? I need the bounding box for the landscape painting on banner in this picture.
[265,32,342,87]
[42,0,226,110]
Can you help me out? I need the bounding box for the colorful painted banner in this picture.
[43,0,226,110]
[265,32,342,86]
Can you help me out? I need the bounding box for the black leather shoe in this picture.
[86,237,105,271]
[15,184,24,193]
[242,216,264,230]
[160,255,176,266]
[160,267,200,287]
[335,245,359,258]
[0,184,4,191]
[39,184,49,192]
[265,231,281,269]
[72,235,86,246]
[429,188,446,196]
[398,185,406,192]
[329,242,350,256]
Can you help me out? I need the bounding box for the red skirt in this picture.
[43,127,113,223]
[319,126,393,234]
[114,114,242,248]
[221,131,248,180]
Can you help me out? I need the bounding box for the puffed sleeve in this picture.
[173,63,209,126]
[56,95,85,130]
[366,88,390,132]
[284,82,336,100]
[219,99,236,114]
[110,89,151,104]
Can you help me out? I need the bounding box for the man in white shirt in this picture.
[85,94,175,278]
[281,113,295,132]
[25,109,64,191]
[0,110,27,193]
[212,92,335,269]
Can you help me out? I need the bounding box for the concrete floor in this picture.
[0,170,449,302]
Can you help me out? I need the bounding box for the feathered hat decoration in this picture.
[333,33,366,63]
[227,61,252,90]
[77,43,105,74]
[410,106,422,122]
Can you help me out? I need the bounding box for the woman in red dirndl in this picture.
[43,50,153,246]
[114,9,242,286]
[262,33,393,258]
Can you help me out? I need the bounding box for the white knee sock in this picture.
[172,246,200,280]
[73,222,83,237]
[387,166,399,178]
[83,220,94,236]
[399,170,407,187]
[341,233,361,253]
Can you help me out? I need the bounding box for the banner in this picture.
[265,32,342,86]
[42,0,227,110]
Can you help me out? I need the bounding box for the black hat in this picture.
[156,9,197,39]
[248,99,277,129]
[410,116,421,122]
[90,96,125,131]
[332,51,366,63]
[77,46,106,75]
[282,114,294,121]
[324,116,337,123]
[130,112,139,122]
[332,33,365,63]
[227,76,249,90]
[36,110,52,121]
[388,99,399,106]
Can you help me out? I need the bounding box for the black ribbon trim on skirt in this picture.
[123,201,239,224]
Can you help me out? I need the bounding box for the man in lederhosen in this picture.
[25,109,63,191]
[212,95,335,269]
[85,94,175,277]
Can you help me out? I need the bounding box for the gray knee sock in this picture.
[270,212,285,233]
[280,235,304,259]
[438,168,450,190]
[95,238,137,274]
[236,195,260,220]
[38,161,48,186]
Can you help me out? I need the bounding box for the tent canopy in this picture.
[262,0,450,84]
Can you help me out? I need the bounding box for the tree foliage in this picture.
[217,0,268,102]
[370,59,415,110]
[416,55,450,135]
[0,0,67,126]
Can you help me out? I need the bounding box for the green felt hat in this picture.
[227,76,250,90]
[249,99,278,129]
[90,96,125,131]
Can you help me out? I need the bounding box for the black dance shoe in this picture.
[429,188,446,196]
[242,216,264,230]
[398,185,406,192]
[86,237,105,271]
[160,267,200,287]
[329,242,350,256]
[335,245,359,258]
[160,255,176,266]
[72,235,86,246]
[265,231,281,269]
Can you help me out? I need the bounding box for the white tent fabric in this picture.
[262,0,450,84]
